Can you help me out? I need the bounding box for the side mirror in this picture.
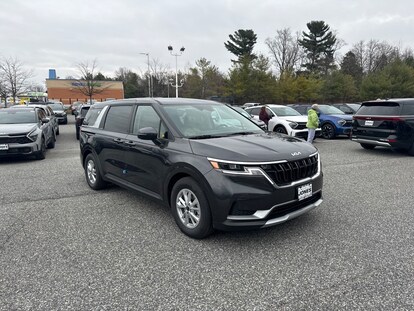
[138,127,158,141]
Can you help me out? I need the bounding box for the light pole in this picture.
[168,45,185,98]
[140,52,151,97]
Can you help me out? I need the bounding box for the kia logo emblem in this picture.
[291,152,301,156]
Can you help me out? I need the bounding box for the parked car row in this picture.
[238,103,360,140]
[0,101,71,160]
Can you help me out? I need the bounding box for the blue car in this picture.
[289,104,353,139]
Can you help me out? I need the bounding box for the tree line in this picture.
[2,20,414,106]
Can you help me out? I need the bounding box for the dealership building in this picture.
[45,70,124,104]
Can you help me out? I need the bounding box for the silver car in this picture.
[0,107,55,160]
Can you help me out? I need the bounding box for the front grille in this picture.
[268,191,322,219]
[344,120,353,127]
[0,136,32,144]
[295,122,307,130]
[261,155,319,186]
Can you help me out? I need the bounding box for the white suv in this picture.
[245,105,321,139]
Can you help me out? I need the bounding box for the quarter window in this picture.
[103,105,132,133]
[84,107,103,127]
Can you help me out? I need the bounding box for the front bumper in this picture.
[291,128,322,139]
[0,141,41,157]
[203,161,323,231]
[336,126,352,135]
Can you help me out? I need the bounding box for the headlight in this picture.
[338,119,346,126]
[288,121,298,129]
[27,130,38,142]
[209,160,245,171]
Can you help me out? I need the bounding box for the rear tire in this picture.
[360,143,376,150]
[84,154,106,190]
[171,177,214,239]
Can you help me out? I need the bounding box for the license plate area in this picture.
[297,183,312,201]
[0,144,9,150]
[365,120,374,126]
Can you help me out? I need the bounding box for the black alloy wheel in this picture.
[322,123,336,139]
[274,126,287,134]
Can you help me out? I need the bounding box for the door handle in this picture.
[113,138,123,143]
[124,141,136,146]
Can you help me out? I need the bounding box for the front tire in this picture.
[47,132,56,149]
[274,126,287,134]
[35,137,46,160]
[171,177,214,239]
[322,123,336,139]
[84,154,106,190]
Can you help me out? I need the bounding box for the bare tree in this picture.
[74,60,111,103]
[149,58,171,97]
[265,28,303,77]
[352,40,400,74]
[0,57,33,107]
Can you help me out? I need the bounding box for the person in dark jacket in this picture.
[259,106,271,128]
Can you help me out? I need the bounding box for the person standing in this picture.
[259,106,271,128]
[306,104,319,143]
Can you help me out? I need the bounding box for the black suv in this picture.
[351,98,414,155]
[80,98,323,238]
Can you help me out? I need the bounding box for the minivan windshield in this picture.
[163,103,264,138]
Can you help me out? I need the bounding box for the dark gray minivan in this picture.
[79,98,323,238]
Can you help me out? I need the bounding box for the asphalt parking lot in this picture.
[1,115,413,310]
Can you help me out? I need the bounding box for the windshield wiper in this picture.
[188,134,220,139]
[221,131,258,136]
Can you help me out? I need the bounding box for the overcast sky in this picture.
[1,0,414,86]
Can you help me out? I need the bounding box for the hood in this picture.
[0,123,37,135]
[322,114,353,120]
[189,132,317,162]
[278,115,308,122]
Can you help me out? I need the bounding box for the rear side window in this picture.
[249,107,261,116]
[357,103,401,115]
[80,107,90,117]
[103,105,133,133]
[84,107,103,127]
[401,104,414,115]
